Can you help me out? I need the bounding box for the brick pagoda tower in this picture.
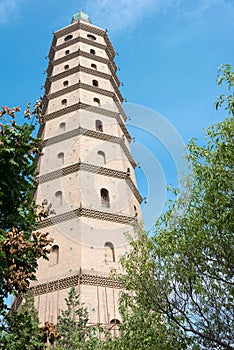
[30,11,142,328]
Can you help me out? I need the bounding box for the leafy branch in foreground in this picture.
[117,65,234,350]
[0,101,52,313]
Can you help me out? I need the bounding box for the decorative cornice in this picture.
[46,81,122,103]
[38,162,142,203]
[53,21,115,57]
[45,51,119,89]
[41,126,136,167]
[37,207,134,228]
[31,269,122,296]
[38,104,130,142]
[48,35,116,72]
[42,101,128,132]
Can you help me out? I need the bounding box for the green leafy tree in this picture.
[0,291,44,350]
[56,286,101,349]
[117,65,234,350]
[0,103,52,313]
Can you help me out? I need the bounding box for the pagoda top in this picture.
[71,11,92,24]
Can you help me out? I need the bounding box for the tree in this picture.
[0,102,52,313]
[117,64,234,350]
[56,287,101,349]
[0,291,44,350]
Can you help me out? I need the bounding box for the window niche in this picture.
[55,191,62,206]
[49,245,59,266]
[64,34,73,42]
[95,119,103,132]
[59,122,66,132]
[61,99,67,107]
[92,79,99,87]
[101,188,110,208]
[87,34,96,41]
[104,242,115,262]
[97,150,106,164]
[57,152,64,165]
[93,97,100,106]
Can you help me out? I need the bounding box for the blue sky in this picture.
[0,0,233,228]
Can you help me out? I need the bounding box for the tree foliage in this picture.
[56,287,102,350]
[0,103,52,313]
[0,291,44,350]
[117,64,234,350]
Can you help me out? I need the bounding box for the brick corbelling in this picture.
[31,271,122,296]
[55,36,106,52]
[48,36,116,72]
[53,21,115,58]
[38,162,142,203]
[37,104,132,142]
[44,65,121,103]
[47,81,122,102]
[44,63,110,91]
[40,127,136,167]
[38,207,134,229]
[46,52,119,86]
[43,101,127,124]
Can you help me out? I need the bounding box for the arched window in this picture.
[55,191,62,206]
[105,242,115,262]
[93,98,100,106]
[91,63,97,70]
[90,49,96,55]
[57,152,64,165]
[61,99,67,107]
[87,34,96,41]
[65,50,70,55]
[92,79,98,87]
[101,188,110,208]
[95,120,103,132]
[63,80,69,87]
[50,245,59,265]
[110,319,120,325]
[64,64,69,70]
[97,151,106,164]
[59,122,66,132]
[64,34,73,41]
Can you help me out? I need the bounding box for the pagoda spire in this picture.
[71,10,92,24]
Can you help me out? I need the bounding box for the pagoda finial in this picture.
[71,11,92,24]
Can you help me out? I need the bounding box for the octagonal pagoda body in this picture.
[29,12,142,328]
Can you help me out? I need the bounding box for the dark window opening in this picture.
[64,64,69,70]
[64,34,73,42]
[91,63,97,70]
[92,79,99,87]
[93,97,100,106]
[101,188,110,208]
[65,50,70,55]
[61,99,67,107]
[59,122,66,131]
[87,34,96,41]
[95,120,103,132]
[90,49,96,55]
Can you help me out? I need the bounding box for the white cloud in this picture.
[0,0,22,25]
[78,0,234,33]
[82,0,175,33]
